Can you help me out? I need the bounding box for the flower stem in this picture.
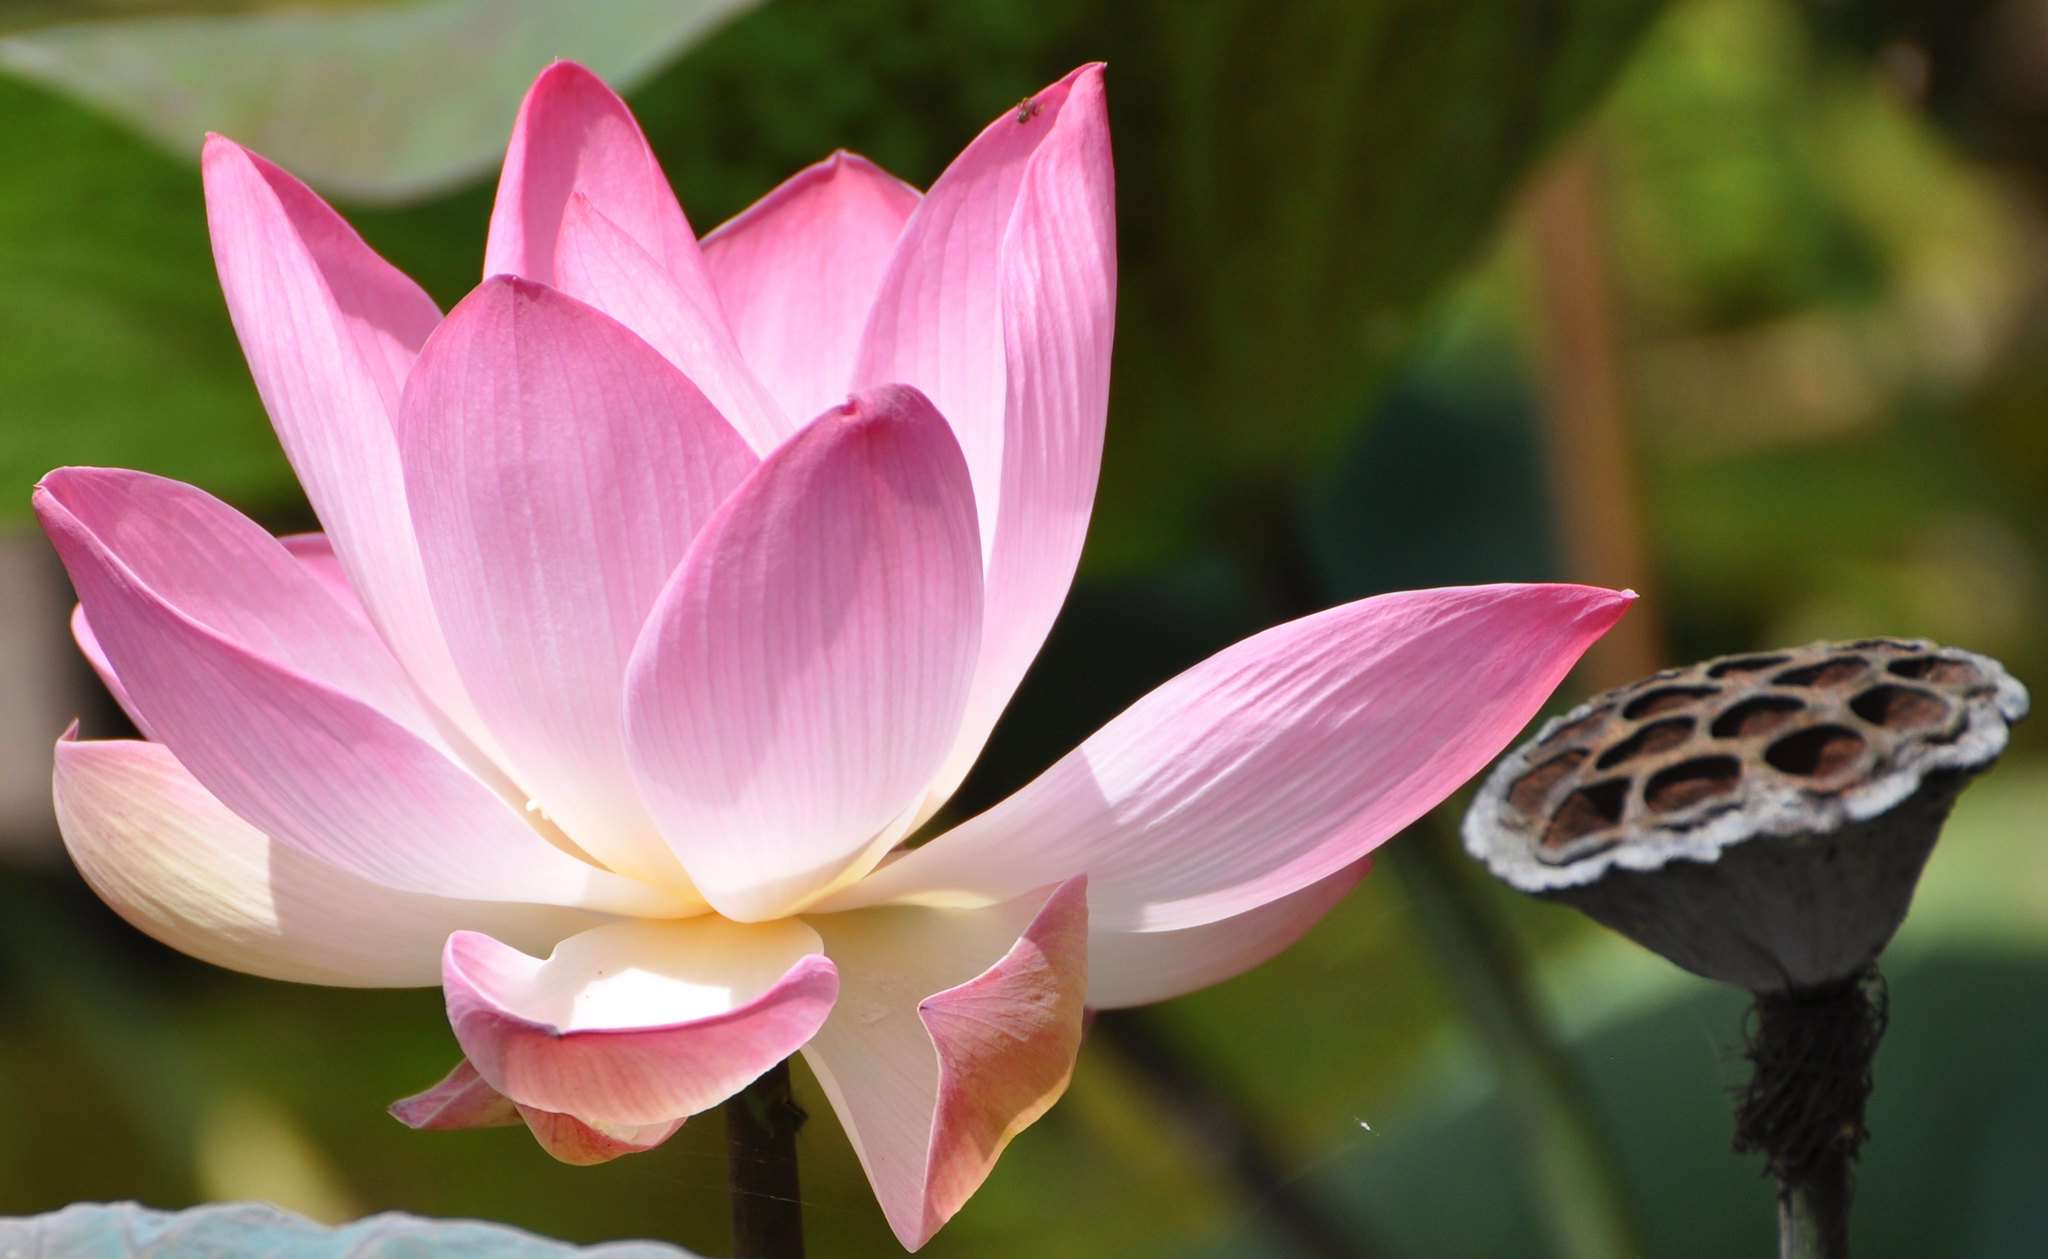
[724,1059,805,1259]
[1734,971,1885,1259]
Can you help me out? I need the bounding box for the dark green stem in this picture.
[1734,971,1884,1259]
[1392,817,1649,1259]
[724,1059,805,1259]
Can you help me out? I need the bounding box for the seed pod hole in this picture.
[1539,705,1614,747]
[1509,750,1587,814]
[1595,717,1696,769]
[1774,656,1870,689]
[1765,725,1867,779]
[1542,779,1629,849]
[1887,656,1981,688]
[1644,756,1742,811]
[1711,695,1806,739]
[1849,685,1950,732]
[1708,654,1791,679]
[1623,686,1721,720]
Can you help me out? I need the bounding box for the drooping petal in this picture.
[702,151,920,422]
[1087,858,1370,1008]
[553,195,790,452]
[37,477,678,917]
[802,877,1087,1251]
[515,1106,685,1166]
[624,385,983,922]
[399,277,755,887]
[389,1058,522,1129]
[834,585,1634,931]
[442,917,838,1128]
[202,136,494,760]
[53,737,604,987]
[923,65,1116,815]
[483,60,715,317]
[390,1059,683,1166]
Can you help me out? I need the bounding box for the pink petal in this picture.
[442,917,838,1128]
[1087,858,1370,1008]
[802,877,1087,1251]
[854,68,1098,544]
[926,65,1116,815]
[514,1106,684,1166]
[42,469,432,739]
[483,60,716,319]
[835,585,1634,931]
[53,736,604,987]
[74,532,367,742]
[389,1059,522,1129]
[390,1059,683,1165]
[203,136,497,762]
[37,475,677,917]
[623,386,983,922]
[277,532,362,615]
[702,151,920,422]
[553,194,791,452]
[399,277,755,888]
[71,604,142,736]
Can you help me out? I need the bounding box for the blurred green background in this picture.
[2,0,2046,1255]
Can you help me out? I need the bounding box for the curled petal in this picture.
[835,585,1633,931]
[400,276,754,887]
[54,737,602,987]
[1087,858,1370,1008]
[702,151,920,423]
[390,1059,682,1166]
[803,877,1087,1251]
[625,385,983,922]
[389,1058,522,1130]
[444,917,838,1128]
[515,1106,684,1166]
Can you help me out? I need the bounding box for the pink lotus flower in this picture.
[36,62,1629,1249]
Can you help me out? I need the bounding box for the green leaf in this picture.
[0,0,760,204]
[0,1202,699,1257]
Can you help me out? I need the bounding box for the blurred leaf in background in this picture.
[0,0,758,202]
[0,0,1667,572]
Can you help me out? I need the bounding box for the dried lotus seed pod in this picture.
[1462,639,2028,992]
